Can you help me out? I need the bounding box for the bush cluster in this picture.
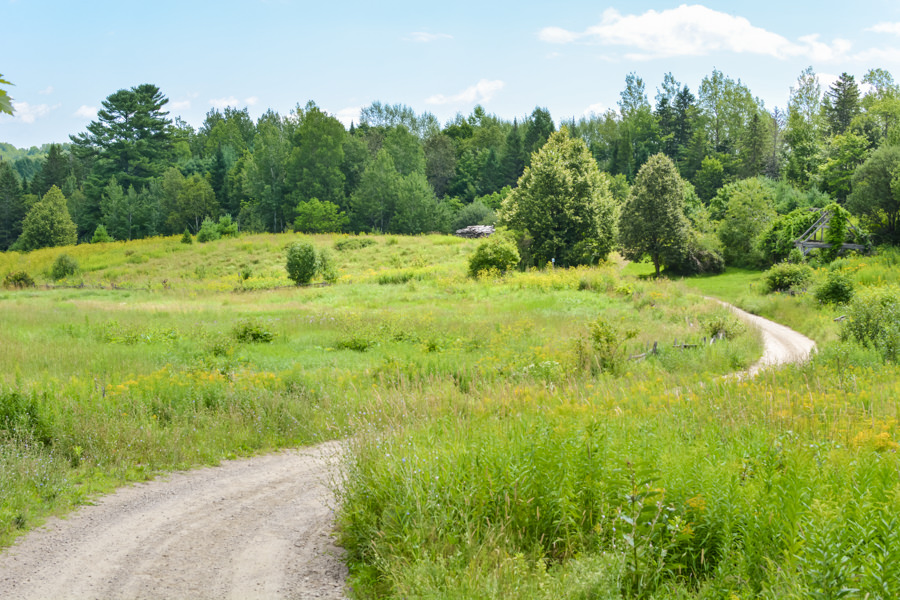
[285,241,337,285]
[467,236,519,277]
[842,285,900,361]
[815,270,855,305]
[762,262,813,293]
[2,271,35,289]
[50,254,79,281]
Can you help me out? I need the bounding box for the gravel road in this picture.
[725,302,817,376]
[0,441,347,600]
[0,302,815,600]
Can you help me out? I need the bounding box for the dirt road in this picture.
[0,302,815,600]
[0,441,347,600]
[724,302,817,376]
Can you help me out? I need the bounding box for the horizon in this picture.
[3,1,900,149]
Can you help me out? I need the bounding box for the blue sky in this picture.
[3,0,900,149]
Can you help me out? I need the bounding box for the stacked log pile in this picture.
[454,225,495,238]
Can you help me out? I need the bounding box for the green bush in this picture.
[196,217,221,243]
[700,309,747,340]
[334,237,376,251]
[285,241,319,285]
[762,262,813,293]
[815,270,855,305]
[842,285,900,361]
[468,236,519,277]
[232,319,276,343]
[50,254,79,281]
[2,271,35,289]
[180,228,193,244]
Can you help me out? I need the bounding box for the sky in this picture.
[3,0,900,149]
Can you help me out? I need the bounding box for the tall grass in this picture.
[0,233,763,553]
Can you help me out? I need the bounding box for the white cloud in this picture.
[245,96,259,106]
[12,102,57,123]
[38,86,54,95]
[335,105,363,127]
[210,96,240,109]
[74,105,97,119]
[539,5,851,62]
[405,32,452,43]
[867,22,900,36]
[170,100,191,111]
[851,47,900,64]
[426,79,505,105]
[583,102,607,117]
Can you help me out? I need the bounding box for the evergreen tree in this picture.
[31,144,70,198]
[523,107,555,164]
[824,72,861,136]
[499,120,525,187]
[0,161,25,250]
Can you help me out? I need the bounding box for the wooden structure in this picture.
[795,210,866,256]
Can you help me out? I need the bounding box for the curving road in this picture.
[0,301,815,600]
[718,300,817,377]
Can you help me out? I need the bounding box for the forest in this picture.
[1,66,899,266]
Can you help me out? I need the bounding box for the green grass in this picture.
[3,233,899,598]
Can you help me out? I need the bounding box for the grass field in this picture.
[2,234,899,598]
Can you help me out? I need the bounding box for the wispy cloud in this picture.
[426,79,505,105]
[210,96,258,109]
[170,100,191,111]
[539,5,851,62]
[74,105,97,119]
[335,105,363,127]
[12,102,57,123]
[867,22,900,36]
[405,32,452,43]
[38,86,54,95]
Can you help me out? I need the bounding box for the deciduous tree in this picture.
[619,153,690,276]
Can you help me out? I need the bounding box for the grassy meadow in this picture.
[3,234,900,598]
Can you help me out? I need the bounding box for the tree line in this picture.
[1,65,899,262]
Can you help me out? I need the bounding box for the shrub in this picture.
[334,237,376,252]
[286,241,318,285]
[232,319,276,343]
[582,316,637,372]
[842,285,900,361]
[180,228,193,244]
[196,217,221,243]
[468,236,520,277]
[700,309,747,340]
[50,254,79,281]
[2,271,35,289]
[91,224,113,243]
[762,262,813,293]
[815,270,855,305]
